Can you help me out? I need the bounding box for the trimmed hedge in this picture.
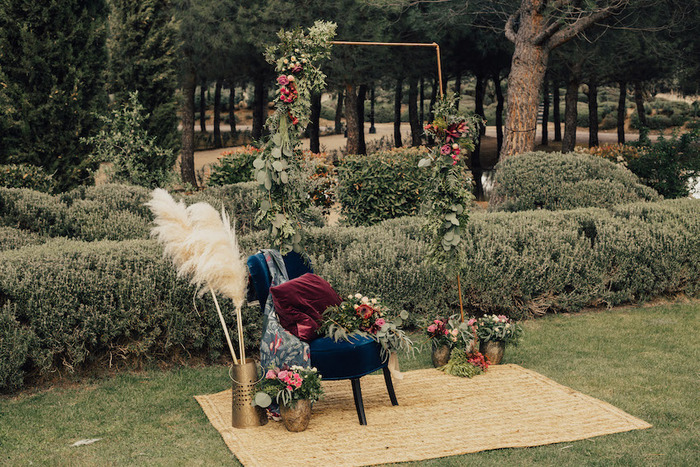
[0,238,263,392]
[0,226,46,251]
[0,163,55,193]
[490,151,660,212]
[337,147,435,226]
[0,182,305,242]
[2,197,699,392]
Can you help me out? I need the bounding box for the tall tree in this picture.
[500,0,626,159]
[108,0,179,150]
[0,0,109,191]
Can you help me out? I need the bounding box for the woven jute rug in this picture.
[195,364,650,466]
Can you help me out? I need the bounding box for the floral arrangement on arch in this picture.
[472,314,523,346]
[253,21,337,254]
[318,294,413,357]
[254,365,324,408]
[419,93,483,268]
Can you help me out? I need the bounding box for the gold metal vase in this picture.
[231,360,268,428]
[480,341,506,365]
[280,399,312,432]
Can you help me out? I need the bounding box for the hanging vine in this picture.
[253,21,336,254]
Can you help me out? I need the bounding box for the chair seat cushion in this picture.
[270,273,342,341]
[309,334,386,380]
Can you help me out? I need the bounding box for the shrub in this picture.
[61,183,152,218]
[0,238,263,389]
[336,147,435,226]
[0,164,55,193]
[489,151,660,212]
[0,302,36,392]
[0,226,46,251]
[82,92,177,188]
[207,146,260,186]
[628,130,700,199]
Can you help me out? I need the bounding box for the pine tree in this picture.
[0,0,109,191]
[108,0,179,150]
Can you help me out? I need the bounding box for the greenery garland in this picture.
[253,21,337,254]
[419,93,482,268]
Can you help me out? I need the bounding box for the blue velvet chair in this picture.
[247,251,398,425]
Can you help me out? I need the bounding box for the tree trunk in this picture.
[357,84,367,155]
[562,77,579,153]
[494,74,504,155]
[180,69,197,188]
[541,80,549,146]
[252,77,265,141]
[394,78,403,147]
[334,89,344,134]
[409,78,421,146]
[213,78,223,148]
[419,77,424,128]
[553,84,562,141]
[475,74,486,136]
[427,77,438,145]
[588,81,599,148]
[345,84,360,155]
[308,91,321,153]
[369,85,376,134]
[617,81,626,144]
[454,72,462,110]
[501,41,548,159]
[228,83,236,135]
[634,81,647,129]
[199,79,207,133]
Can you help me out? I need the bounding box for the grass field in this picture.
[1,301,698,466]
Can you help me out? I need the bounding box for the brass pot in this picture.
[431,344,451,367]
[480,340,506,365]
[280,399,312,432]
[231,360,268,428]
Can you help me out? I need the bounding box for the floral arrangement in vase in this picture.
[319,294,413,358]
[472,315,523,346]
[425,315,478,367]
[254,21,337,254]
[255,365,324,408]
[439,348,490,378]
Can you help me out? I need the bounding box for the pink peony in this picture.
[440,144,452,155]
[375,318,386,327]
[277,370,289,380]
[265,369,276,379]
[277,75,289,86]
[427,324,436,333]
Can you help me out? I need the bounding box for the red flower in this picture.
[356,304,375,320]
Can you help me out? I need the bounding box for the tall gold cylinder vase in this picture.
[231,360,268,428]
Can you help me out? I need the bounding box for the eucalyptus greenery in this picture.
[419,93,482,268]
[253,21,336,254]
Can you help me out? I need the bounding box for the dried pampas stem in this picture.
[148,189,249,366]
[210,288,239,365]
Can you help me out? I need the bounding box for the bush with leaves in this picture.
[0,164,55,192]
[337,147,433,226]
[627,129,700,199]
[489,151,660,212]
[0,226,45,251]
[82,92,177,188]
[0,302,36,392]
[207,146,261,186]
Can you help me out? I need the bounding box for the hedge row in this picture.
[0,182,312,243]
[2,198,699,392]
[489,151,660,212]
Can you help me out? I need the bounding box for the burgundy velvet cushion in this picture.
[270,273,342,341]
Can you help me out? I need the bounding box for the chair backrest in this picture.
[247,250,313,307]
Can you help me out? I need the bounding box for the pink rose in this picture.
[277,370,289,380]
[291,65,302,73]
[277,75,289,86]
[375,318,386,327]
[440,144,451,155]
[443,329,449,335]
[467,318,476,326]
[265,369,276,379]
[497,315,508,322]
[287,385,293,391]
[427,324,436,333]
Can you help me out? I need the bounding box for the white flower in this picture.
[353,304,359,310]
[361,296,369,304]
[348,294,353,300]
[371,298,378,304]
[354,293,362,299]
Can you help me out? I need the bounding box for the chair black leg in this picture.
[350,378,367,425]
[382,366,399,406]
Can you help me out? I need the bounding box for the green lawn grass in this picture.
[1,302,698,466]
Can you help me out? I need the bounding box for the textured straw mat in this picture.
[195,364,650,466]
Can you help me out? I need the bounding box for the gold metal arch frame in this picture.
[330,41,444,98]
